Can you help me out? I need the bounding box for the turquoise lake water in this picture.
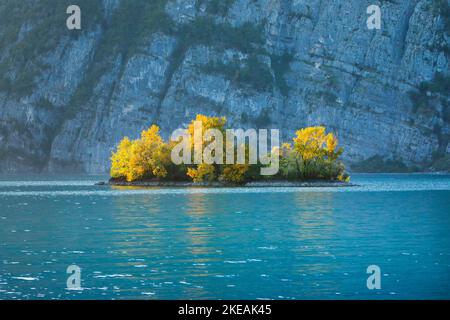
[0,174,449,300]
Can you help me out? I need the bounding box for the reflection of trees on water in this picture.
[183,192,220,273]
[110,193,168,266]
[292,192,337,243]
[290,192,341,294]
[109,190,344,297]
[111,190,223,298]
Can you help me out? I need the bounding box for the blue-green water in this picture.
[0,174,449,300]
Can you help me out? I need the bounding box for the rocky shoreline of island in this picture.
[106,179,357,188]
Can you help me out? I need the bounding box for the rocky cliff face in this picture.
[0,0,449,173]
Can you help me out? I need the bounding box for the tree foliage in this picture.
[110,116,349,183]
[110,125,171,182]
[287,126,347,181]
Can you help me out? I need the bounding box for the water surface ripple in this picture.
[0,174,449,299]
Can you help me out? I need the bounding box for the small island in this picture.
[109,180,355,188]
[109,114,351,187]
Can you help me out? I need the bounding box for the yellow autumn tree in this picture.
[325,133,341,161]
[185,114,227,182]
[136,125,170,179]
[110,117,349,184]
[220,164,249,183]
[187,114,227,142]
[110,125,171,182]
[293,126,342,162]
[187,163,216,182]
[291,126,345,180]
[110,137,133,180]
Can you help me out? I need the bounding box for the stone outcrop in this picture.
[0,0,448,173]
